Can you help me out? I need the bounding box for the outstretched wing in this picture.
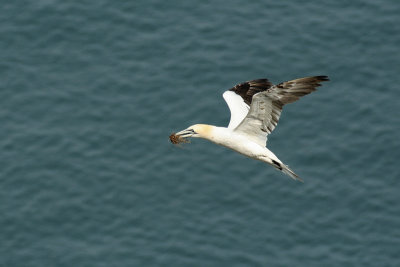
[223,79,273,129]
[234,76,329,146]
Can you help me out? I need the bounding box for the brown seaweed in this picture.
[169,133,190,145]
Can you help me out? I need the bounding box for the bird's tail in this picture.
[270,159,303,182]
[280,163,303,182]
[260,150,303,182]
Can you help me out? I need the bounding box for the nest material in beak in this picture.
[169,133,190,145]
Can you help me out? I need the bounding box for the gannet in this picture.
[173,76,329,181]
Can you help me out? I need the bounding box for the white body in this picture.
[209,126,276,161]
[196,126,298,179]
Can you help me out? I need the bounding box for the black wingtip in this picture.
[272,160,283,170]
[316,75,329,81]
[229,79,273,105]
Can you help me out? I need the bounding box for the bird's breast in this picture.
[209,131,265,158]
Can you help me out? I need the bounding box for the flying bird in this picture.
[171,76,329,181]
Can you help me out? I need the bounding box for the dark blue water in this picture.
[1,1,399,266]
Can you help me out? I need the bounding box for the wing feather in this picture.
[234,76,329,146]
[223,91,249,129]
[223,79,273,129]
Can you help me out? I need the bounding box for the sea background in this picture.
[1,0,399,266]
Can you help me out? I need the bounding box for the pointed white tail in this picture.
[280,163,303,182]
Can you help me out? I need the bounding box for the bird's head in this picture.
[175,124,213,140]
[176,124,211,138]
[170,124,215,145]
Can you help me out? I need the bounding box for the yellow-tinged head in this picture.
[175,124,214,140]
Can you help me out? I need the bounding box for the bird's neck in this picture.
[199,125,232,145]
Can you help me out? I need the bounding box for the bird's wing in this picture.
[234,76,329,146]
[223,79,273,129]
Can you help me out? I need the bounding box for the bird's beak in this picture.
[175,128,196,138]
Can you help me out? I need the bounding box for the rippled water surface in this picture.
[1,1,399,266]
